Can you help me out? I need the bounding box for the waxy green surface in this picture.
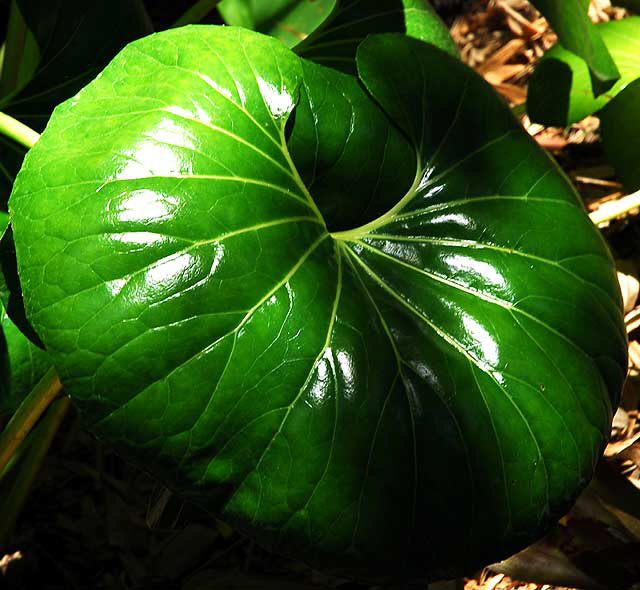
[9,27,627,580]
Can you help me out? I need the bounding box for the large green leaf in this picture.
[528,17,640,127]
[9,26,626,580]
[0,0,152,206]
[601,78,640,191]
[528,0,619,96]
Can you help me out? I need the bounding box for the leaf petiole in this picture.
[0,367,63,474]
[171,0,222,28]
[590,188,640,226]
[0,111,39,149]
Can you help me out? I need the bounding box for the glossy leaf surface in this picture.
[527,17,640,127]
[601,79,640,191]
[528,0,619,96]
[9,26,626,580]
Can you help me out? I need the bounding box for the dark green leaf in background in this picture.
[601,78,640,192]
[297,0,458,72]
[217,0,336,48]
[528,16,640,127]
[0,0,39,99]
[0,310,51,414]
[218,0,458,72]
[0,225,43,347]
[0,212,50,414]
[0,0,152,206]
[9,26,627,581]
[528,0,619,96]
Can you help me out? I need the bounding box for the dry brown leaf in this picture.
[0,551,22,575]
[605,431,640,457]
[618,271,640,315]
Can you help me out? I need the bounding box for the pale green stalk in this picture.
[0,111,39,148]
[590,189,640,225]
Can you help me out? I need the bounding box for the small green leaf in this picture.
[0,311,51,415]
[601,78,640,191]
[0,225,43,347]
[0,208,51,414]
[10,26,626,580]
[0,1,40,99]
[218,0,336,48]
[529,0,619,96]
[528,16,640,126]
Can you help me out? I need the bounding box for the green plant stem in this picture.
[0,396,70,548]
[171,0,222,27]
[0,367,62,474]
[0,111,40,148]
[590,188,640,225]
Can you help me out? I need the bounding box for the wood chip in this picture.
[628,341,640,372]
[493,82,527,104]
[494,0,545,37]
[619,271,640,315]
[478,38,527,73]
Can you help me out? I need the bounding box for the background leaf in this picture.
[0,310,51,414]
[217,0,336,48]
[9,26,627,581]
[527,16,640,127]
[528,0,619,96]
[0,225,43,347]
[0,213,50,414]
[601,78,640,192]
[297,0,458,73]
[0,0,152,206]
